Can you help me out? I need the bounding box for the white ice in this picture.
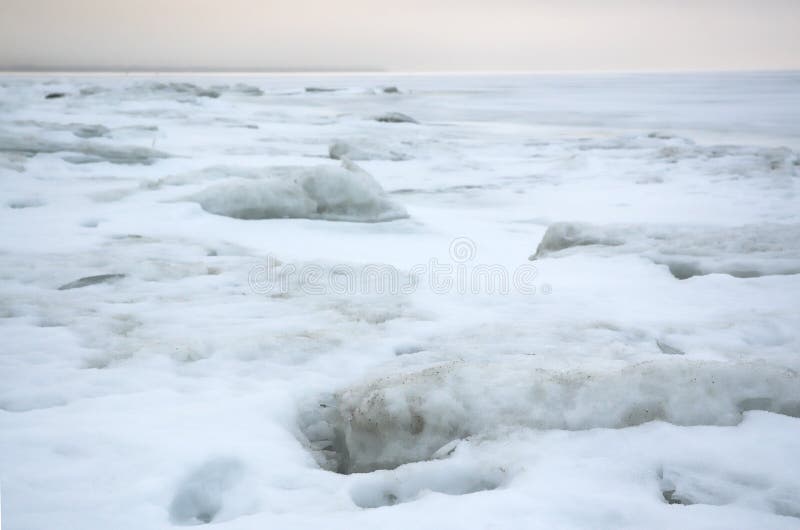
[1,71,799,529]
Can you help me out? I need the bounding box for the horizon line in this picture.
[1,67,799,77]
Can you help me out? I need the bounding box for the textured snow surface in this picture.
[1,72,800,529]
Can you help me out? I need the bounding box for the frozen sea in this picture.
[1,71,799,529]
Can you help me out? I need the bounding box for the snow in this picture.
[1,71,799,529]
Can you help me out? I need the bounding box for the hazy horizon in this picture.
[2,0,799,73]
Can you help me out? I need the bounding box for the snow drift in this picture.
[302,359,800,473]
[192,161,408,222]
[531,222,800,278]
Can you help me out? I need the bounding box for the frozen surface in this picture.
[1,71,799,529]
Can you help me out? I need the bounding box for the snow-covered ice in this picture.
[1,71,799,529]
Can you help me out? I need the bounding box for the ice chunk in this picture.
[350,459,505,508]
[531,222,624,257]
[72,124,111,139]
[192,162,408,222]
[7,197,44,209]
[658,465,800,516]
[374,112,418,124]
[305,87,340,93]
[324,359,800,472]
[656,339,685,356]
[531,222,800,279]
[231,83,263,96]
[328,139,409,161]
[0,131,169,165]
[58,274,126,290]
[149,82,220,98]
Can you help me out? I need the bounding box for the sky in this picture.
[1,0,798,72]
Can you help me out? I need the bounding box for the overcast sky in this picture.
[1,0,798,72]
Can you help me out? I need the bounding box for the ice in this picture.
[143,81,221,99]
[315,358,800,473]
[0,130,170,165]
[532,222,800,278]
[57,273,126,290]
[305,87,341,93]
[349,458,505,508]
[658,464,800,517]
[72,124,111,139]
[1,71,800,529]
[192,161,409,222]
[374,112,418,123]
[329,139,410,161]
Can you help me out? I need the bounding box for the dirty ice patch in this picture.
[301,358,800,473]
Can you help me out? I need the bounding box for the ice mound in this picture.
[531,222,800,278]
[0,131,170,165]
[11,120,111,139]
[7,197,44,209]
[57,273,126,290]
[374,112,418,124]
[145,82,220,99]
[230,83,264,96]
[305,87,340,93]
[658,464,800,516]
[349,458,505,508]
[302,359,800,473]
[328,139,409,161]
[72,124,111,139]
[192,161,408,222]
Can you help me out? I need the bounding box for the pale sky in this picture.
[1,0,798,72]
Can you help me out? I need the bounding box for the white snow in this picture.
[1,71,799,530]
